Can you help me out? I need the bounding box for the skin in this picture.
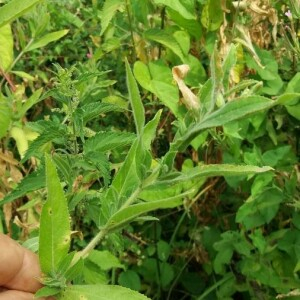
[0,233,52,300]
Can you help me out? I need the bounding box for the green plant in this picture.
[1,0,300,299]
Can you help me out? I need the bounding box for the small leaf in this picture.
[22,122,67,162]
[0,93,12,139]
[11,70,36,81]
[118,270,141,291]
[153,0,195,20]
[26,30,69,52]
[99,0,124,36]
[59,284,151,300]
[88,250,125,271]
[125,59,145,136]
[106,193,190,231]
[84,131,136,153]
[39,154,71,275]
[144,28,185,61]
[35,286,60,299]
[0,0,42,28]
[142,109,162,150]
[0,165,45,206]
[17,88,43,119]
[0,24,13,71]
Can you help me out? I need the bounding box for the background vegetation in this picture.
[0,0,300,299]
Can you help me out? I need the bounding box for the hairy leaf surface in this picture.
[39,154,71,275]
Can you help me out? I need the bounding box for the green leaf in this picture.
[201,0,223,31]
[11,70,36,81]
[118,270,141,291]
[80,102,124,124]
[39,154,71,275]
[22,237,39,252]
[133,61,154,93]
[59,284,150,300]
[153,164,273,187]
[0,24,13,71]
[125,59,145,136]
[0,164,45,206]
[144,28,185,61]
[106,193,189,231]
[0,93,11,139]
[88,250,125,271]
[143,109,162,150]
[17,88,43,119]
[99,139,141,224]
[99,0,124,36]
[26,30,69,52]
[0,0,42,28]
[22,122,67,162]
[84,132,136,153]
[35,286,60,298]
[153,0,195,20]
[236,188,283,230]
[174,95,275,151]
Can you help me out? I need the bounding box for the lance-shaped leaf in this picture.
[174,95,275,151]
[125,59,145,136]
[0,93,11,139]
[25,30,69,52]
[59,284,150,300]
[39,154,71,275]
[152,164,273,187]
[106,192,191,232]
[0,24,13,71]
[0,0,42,28]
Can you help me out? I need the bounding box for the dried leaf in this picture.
[172,64,200,111]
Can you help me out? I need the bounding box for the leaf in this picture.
[106,193,189,231]
[201,0,223,31]
[0,24,13,71]
[59,284,150,300]
[99,0,124,36]
[22,237,39,252]
[21,122,67,162]
[236,188,283,230]
[17,88,43,119]
[144,28,185,61]
[118,270,141,291]
[125,59,145,136]
[142,109,162,150]
[133,61,154,93]
[99,139,141,224]
[0,0,42,28]
[174,95,276,150]
[84,132,136,153]
[0,93,11,139]
[153,164,273,187]
[80,102,124,124]
[153,0,195,20]
[35,286,60,298]
[88,250,125,271]
[11,70,36,81]
[0,165,45,206]
[26,30,69,52]
[39,154,71,275]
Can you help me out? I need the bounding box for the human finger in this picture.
[0,233,42,293]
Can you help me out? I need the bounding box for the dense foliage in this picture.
[0,0,300,299]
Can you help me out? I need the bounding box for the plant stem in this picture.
[0,38,34,88]
[72,227,108,265]
[125,0,136,61]
[197,273,233,300]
